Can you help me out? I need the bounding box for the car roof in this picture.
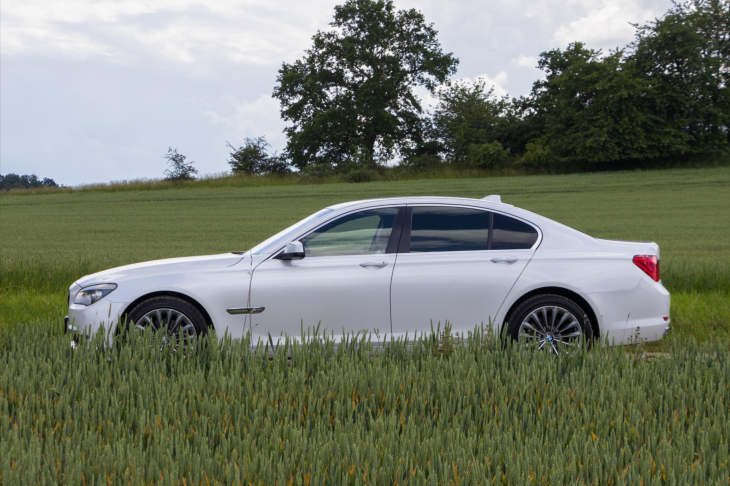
[326,196,513,211]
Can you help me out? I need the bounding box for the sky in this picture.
[1,0,673,186]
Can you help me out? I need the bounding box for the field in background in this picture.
[1,166,729,346]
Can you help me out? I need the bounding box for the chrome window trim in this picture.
[265,202,542,261]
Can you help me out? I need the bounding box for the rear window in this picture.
[409,207,490,252]
[492,213,538,250]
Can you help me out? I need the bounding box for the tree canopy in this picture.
[227,137,292,175]
[629,0,729,153]
[432,80,516,166]
[0,174,59,191]
[163,148,198,181]
[423,0,728,168]
[273,0,458,171]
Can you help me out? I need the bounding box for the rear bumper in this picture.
[590,277,671,345]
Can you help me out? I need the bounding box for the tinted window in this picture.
[492,213,538,250]
[301,208,399,256]
[409,207,490,252]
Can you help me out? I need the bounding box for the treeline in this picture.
[159,0,728,183]
[0,174,59,191]
[223,0,728,178]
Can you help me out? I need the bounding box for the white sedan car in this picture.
[66,195,670,352]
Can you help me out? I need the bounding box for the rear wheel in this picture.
[124,296,208,351]
[505,294,593,354]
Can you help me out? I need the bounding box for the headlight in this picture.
[73,284,117,306]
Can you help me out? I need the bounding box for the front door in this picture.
[250,206,403,345]
[390,206,539,339]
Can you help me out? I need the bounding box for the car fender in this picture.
[495,248,644,332]
[106,265,253,340]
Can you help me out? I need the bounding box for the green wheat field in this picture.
[1,166,729,484]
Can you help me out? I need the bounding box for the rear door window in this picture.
[492,213,539,250]
[409,207,490,252]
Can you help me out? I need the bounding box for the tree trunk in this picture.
[365,135,377,171]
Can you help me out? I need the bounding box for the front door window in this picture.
[301,208,399,257]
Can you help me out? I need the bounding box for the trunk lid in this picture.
[595,239,660,258]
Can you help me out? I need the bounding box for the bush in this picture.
[465,141,510,168]
[344,167,380,183]
[399,153,445,172]
[163,148,198,181]
[227,137,292,175]
[521,137,559,167]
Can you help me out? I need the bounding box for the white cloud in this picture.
[0,0,338,65]
[512,55,539,69]
[205,94,287,152]
[411,85,439,112]
[1,24,112,58]
[472,72,510,98]
[1,0,675,184]
[430,72,510,103]
[552,0,662,50]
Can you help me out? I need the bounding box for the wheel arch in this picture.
[501,287,600,339]
[119,291,215,332]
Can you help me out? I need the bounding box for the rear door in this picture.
[249,206,404,344]
[390,206,539,339]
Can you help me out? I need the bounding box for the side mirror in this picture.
[278,241,305,260]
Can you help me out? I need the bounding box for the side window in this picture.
[492,213,539,250]
[301,208,399,257]
[409,207,490,252]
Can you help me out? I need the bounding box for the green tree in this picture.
[527,43,663,163]
[629,0,729,153]
[432,80,518,164]
[273,0,458,171]
[0,173,58,190]
[163,148,198,181]
[524,1,729,165]
[227,137,292,175]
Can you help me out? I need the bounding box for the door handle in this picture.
[360,261,388,268]
[490,256,519,264]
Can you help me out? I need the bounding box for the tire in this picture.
[123,296,208,347]
[504,294,593,353]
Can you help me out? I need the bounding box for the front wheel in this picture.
[124,296,208,350]
[505,294,593,354]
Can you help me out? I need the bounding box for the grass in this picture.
[1,166,528,195]
[1,327,729,484]
[1,165,728,484]
[1,166,729,347]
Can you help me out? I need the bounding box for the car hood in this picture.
[75,252,250,287]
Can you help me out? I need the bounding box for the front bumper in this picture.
[66,299,128,341]
[63,315,78,334]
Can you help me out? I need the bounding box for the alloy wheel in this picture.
[518,305,583,355]
[134,308,198,351]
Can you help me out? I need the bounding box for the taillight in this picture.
[633,255,660,282]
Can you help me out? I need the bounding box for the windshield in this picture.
[250,208,334,255]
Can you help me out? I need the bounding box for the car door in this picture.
[249,206,404,344]
[390,206,540,339]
